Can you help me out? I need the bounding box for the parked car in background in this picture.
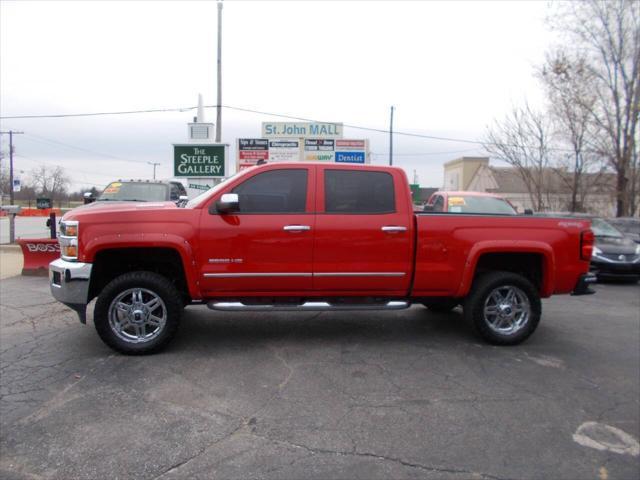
[590,217,640,282]
[537,213,640,283]
[84,180,188,206]
[607,217,640,244]
[424,191,518,215]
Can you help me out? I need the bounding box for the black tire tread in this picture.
[463,271,541,346]
[94,271,182,355]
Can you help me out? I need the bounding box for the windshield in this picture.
[98,182,168,202]
[609,220,640,235]
[446,195,517,215]
[185,170,249,208]
[591,218,624,238]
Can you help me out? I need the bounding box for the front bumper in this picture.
[590,259,640,279]
[49,258,93,323]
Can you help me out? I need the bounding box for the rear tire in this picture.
[464,271,541,345]
[94,271,183,355]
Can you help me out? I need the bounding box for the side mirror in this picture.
[211,193,239,214]
[423,204,434,212]
[524,208,533,215]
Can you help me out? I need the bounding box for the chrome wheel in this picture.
[108,288,167,344]
[483,285,530,335]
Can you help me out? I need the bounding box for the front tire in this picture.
[464,271,541,345]
[94,271,183,355]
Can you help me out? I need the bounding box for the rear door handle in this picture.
[381,226,407,233]
[283,225,311,232]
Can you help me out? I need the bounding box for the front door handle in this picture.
[283,225,311,232]
[381,226,407,233]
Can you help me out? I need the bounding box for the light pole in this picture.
[389,106,394,166]
[215,0,223,143]
[148,162,160,180]
[1,130,24,243]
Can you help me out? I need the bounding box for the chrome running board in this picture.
[207,300,410,312]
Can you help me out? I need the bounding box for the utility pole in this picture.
[389,106,394,166]
[0,130,25,243]
[215,0,223,143]
[148,162,160,180]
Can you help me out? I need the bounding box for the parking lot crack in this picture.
[248,433,512,480]
[271,346,295,392]
[152,421,246,479]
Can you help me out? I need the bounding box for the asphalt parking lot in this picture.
[1,275,638,480]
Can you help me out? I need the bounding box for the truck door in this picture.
[312,167,414,294]
[199,166,315,295]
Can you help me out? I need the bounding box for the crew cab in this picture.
[49,163,595,354]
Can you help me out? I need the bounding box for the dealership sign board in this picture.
[237,138,268,170]
[238,139,269,161]
[304,139,335,161]
[262,122,343,138]
[335,139,367,163]
[269,139,300,162]
[174,144,226,177]
[335,151,365,163]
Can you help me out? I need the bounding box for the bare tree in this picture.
[0,165,9,200]
[485,104,555,211]
[30,165,71,207]
[550,0,640,216]
[539,50,601,212]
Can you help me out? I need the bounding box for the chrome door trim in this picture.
[313,272,406,277]
[203,272,312,278]
[203,272,405,278]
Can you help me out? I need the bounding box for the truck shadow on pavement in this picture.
[168,306,479,354]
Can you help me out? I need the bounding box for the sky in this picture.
[0,0,553,191]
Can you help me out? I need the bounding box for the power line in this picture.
[371,147,482,156]
[1,105,197,120]
[217,105,488,146]
[22,133,151,165]
[1,103,582,154]
[0,103,487,145]
[216,105,581,154]
[14,154,116,180]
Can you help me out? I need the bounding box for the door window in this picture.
[325,170,395,214]
[433,195,445,212]
[169,183,182,201]
[232,169,308,213]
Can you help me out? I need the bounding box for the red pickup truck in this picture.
[49,162,595,354]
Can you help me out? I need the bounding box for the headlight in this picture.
[593,246,603,256]
[59,220,79,261]
[635,244,640,255]
[60,222,78,237]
